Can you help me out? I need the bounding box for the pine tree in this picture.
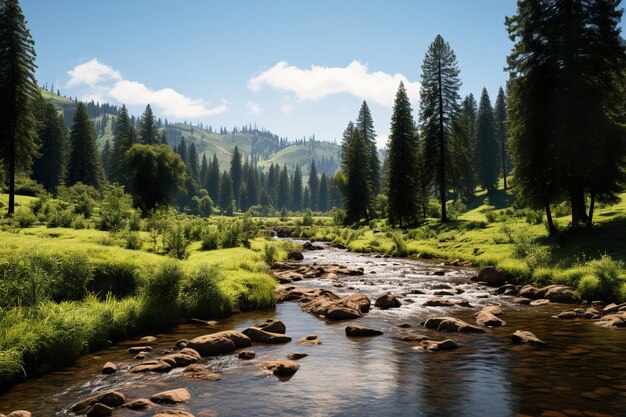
[207,153,220,203]
[32,103,67,191]
[356,100,381,194]
[200,153,208,188]
[475,88,499,193]
[494,86,509,190]
[387,82,420,226]
[318,173,329,212]
[277,165,290,210]
[291,165,302,211]
[420,35,461,223]
[219,171,234,215]
[0,0,39,214]
[139,104,159,145]
[303,186,311,210]
[342,126,371,223]
[110,104,137,185]
[245,167,258,209]
[308,159,319,210]
[177,137,188,165]
[230,146,242,208]
[66,102,104,189]
[187,142,200,181]
[101,138,112,180]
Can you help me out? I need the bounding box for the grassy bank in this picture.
[281,189,626,303]
[0,222,293,389]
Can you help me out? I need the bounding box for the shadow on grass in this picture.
[466,189,515,211]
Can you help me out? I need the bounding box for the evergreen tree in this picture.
[448,114,474,202]
[342,126,371,223]
[0,0,39,214]
[138,104,159,145]
[219,171,234,215]
[207,153,220,203]
[177,137,188,165]
[66,102,104,189]
[475,88,499,193]
[187,142,200,181]
[32,103,67,191]
[387,82,420,226]
[494,86,509,189]
[245,167,258,210]
[308,159,319,210]
[420,35,461,223]
[277,164,290,210]
[101,138,112,180]
[291,165,303,211]
[200,153,208,188]
[110,104,136,185]
[230,145,242,208]
[356,100,381,194]
[318,173,329,212]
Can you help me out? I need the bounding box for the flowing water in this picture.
[1,244,626,416]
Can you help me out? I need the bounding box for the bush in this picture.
[58,183,99,218]
[11,176,44,196]
[12,206,37,228]
[220,221,241,248]
[90,259,140,298]
[180,264,231,318]
[163,224,189,259]
[331,208,346,226]
[200,225,220,250]
[262,242,277,266]
[446,200,467,220]
[51,252,93,301]
[141,261,183,322]
[579,255,626,302]
[301,210,314,226]
[98,185,134,231]
[122,230,142,250]
[0,253,51,308]
[389,230,408,257]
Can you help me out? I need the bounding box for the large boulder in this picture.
[254,319,286,334]
[258,360,300,377]
[130,359,172,373]
[181,364,221,380]
[101,362,117,374]
[242,327,292,344]
[300,290,370,320]
[422,317,485,333]
[150,388,191,404]
[542,285,577,303]
[511,330,546,346]
[413,339,458,352]
[71,392,126,415]
[160,348,201,367]
[476,306,506,327]
[287,250,304,261]
[594,312,626,328]
[345,325,383,337]
[477,266,508,287]
[374,293,402,309]
[186,330,251,356]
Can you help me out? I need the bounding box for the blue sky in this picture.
[22,0,625,147]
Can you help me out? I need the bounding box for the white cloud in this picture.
[376,134,389,149]
[248,60,420,107]
[66,58,229,119]
[280,97,293,114]
[246,101,262,114]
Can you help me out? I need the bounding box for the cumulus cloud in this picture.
[246,101,262,114]
[66,58,229,119]
[248,60,420,107]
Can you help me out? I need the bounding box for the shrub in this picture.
[580,255,625,302]
[200,225,220,250]
[90,259,140,298]
[301,210,314,226]
[525,209,543,225]
[331,208,346,226]
[180,264,231,318]
[12,176,44,196]
[51,252,93,301]
[98,185,134,231]
[71,214,86,229]
[389,230,408,257]
[12,206,37,228]
[262,242,277,266]
[220,221,241,248]
[446,200,467,220]
[163,224,189,259]
[141,261,183,322]
[0,253,51,308]
[122,230,142,250]
[57,183,99,218]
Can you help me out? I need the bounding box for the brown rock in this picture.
[101,362,117,374]
[140,335,158,343]
[542,285,577,303]
[556,310,579,319]
[477,266,508,287]
[594,312,626,328]
[153,411,195,417]
[496,284,516,294]
[150,388,191,404]
[345,325,383,337]
[423,317,486,333]
[476,307,506,327]
[125,399,151,410]
[181,364,221,380]
[259,360,300,377]
[133,353,147,360]
[254,319,286,334]
[242,327,292,344]
[374,293,402,309]
[130,359,172,373]
[71,392,126,415]
[287,352,308,360]
[238,350,256,360]
[399,333,429,342]
[530,299,551,306]
[513,297,531,305]
[186,330,251,355]
[298,335,321,345]
[128,346,152,354]
[6,412,31,417]
[287,250,304,260]
[160,348,201,367]
[422,298,455,307]
[511,330,546,346]
[413,339,458,352]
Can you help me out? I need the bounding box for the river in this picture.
[1,244,625,416]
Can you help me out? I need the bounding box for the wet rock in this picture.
[300,290,370,320]
[423,317,485,333]
[84,403,113,417]
[602,303,622,314]
[556,310,579,319]
[399,333,429,342]
[175,339,188,349]
[130,359,172,373]
[133,353,146,360]
[128,346,152,354]
[432,270,446,276]
[303,241,323,251]
[431,284,453,290]
[186,330,251,356]
[511,330,546,346]
[238,350,256,360]
[140,336,157,343]
[101,362,116,374]
[422,298,455,307]
[287,250,304,261]
[153,411,195,417]
[476,307,506,327]
[125,399,152,410]
[287,352,308,360]
[271,262,363,282]
[187,318,218,326]
[345,325,383,337]
[160,348,202,367]
[477,266,508,287]
[583,308,600,319]
[398,323,412,328]
[182,364,221,380]
[242,327,292,344]
[71,391,126,415]
[6,412,31,417]
[594,312,626,328]
[513,297,531,305]
[258,360,300,377]
[413,339,458,352]
[298,335,321,345]
[530,299,551,306]
[150,388,191,404]
[542,285,577,303]
[374,293,402,309]
[408,289,425,295]
[433,290,455,296]
[496,284,516,295]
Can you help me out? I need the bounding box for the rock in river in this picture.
[242,327,292,344]
[101,362,116,374]
[345,325,383,337]
[186,330,251,355]
[298,335,321,345]
[422,317,485,333]
[71,392,126,415]
[150,388,191,404]
[477,266,508,287]
[238,350,256,360]
[374,293,402,309]
[254,319,286,334]
[259,360,300,377]
[287,250,304,261]
[413,339,458,352]
[476,306,506,327]
[511,330,546,346]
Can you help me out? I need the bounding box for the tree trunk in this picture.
[570,189,588,227]
[501,127,507,190]
[587,192,595,229]
[438,59,447,223]
[545,203,556,235]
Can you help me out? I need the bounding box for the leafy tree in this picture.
[475,88,500,193]
[230,146,242,208]
[139,104,159,145]
[32,102,67,191]
[387,82,420,226]
[341,124,371,223]
[0,0,39,214]
[308,159,319,210]
[356,100,381,194]
[494,86,509,189]
[110,104,137,185]
[125,144,186,211]
[419,35,461,223]
[66,102,104,189]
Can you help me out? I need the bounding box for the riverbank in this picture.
[0,226,292,391]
